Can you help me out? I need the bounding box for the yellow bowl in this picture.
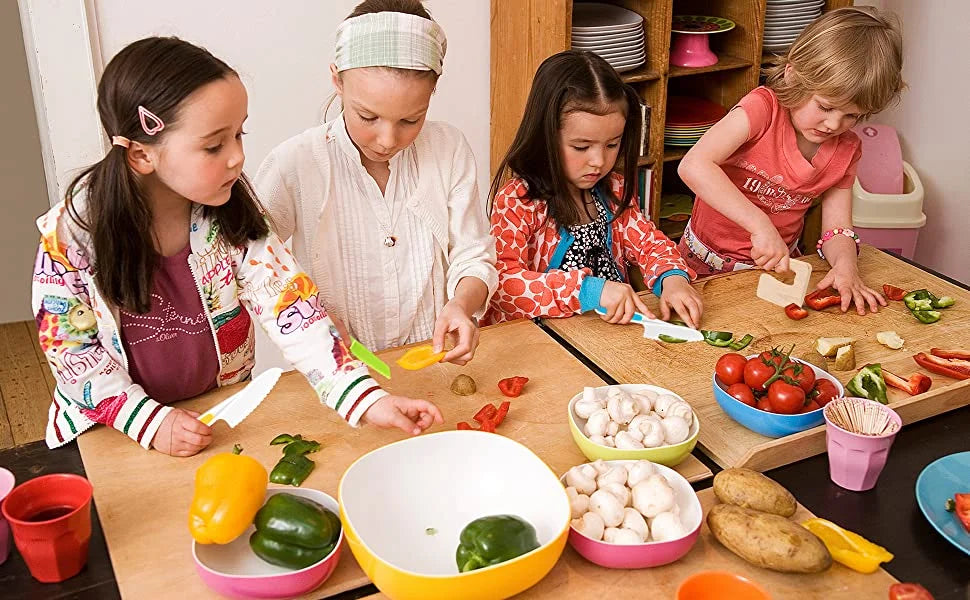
[567,384,700,466]
[338,431,570,600]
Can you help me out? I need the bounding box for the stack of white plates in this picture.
[571,2,646,73]
[764,0,824,53]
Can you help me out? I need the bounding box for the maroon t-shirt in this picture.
[119,244,219,403]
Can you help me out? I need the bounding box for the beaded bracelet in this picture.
[816,227,860,261]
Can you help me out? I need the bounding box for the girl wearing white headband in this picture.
[256,0,497,363]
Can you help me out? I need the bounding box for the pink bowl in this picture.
[561,461,702,569]
[192,488,343,599]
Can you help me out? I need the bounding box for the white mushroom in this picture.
[606,421,620,437]
[600,481,631,507]
[621,507,649,542]
[574,398,603,420]
[589,459,611,475]
[630,389,657,414]
[626,460,658,488]
[589,489,625,527]
[632,474,676,518]
[602,435,615,447]
[565,464,597,495]
[649,511,686,542]
[571,511,605,541]
[654,394,681,418]
[606,386,627,401]
[665,400,694,426]
[584,409,610,438]
[603,527,643,545]
[588,435,610,447]
[596,465,629,489]
[638,419,666,448]
[566,486,590,519]
[582,386,597,404]
[625,424,645,443]
[614,430,645,450]
[607,393,639,425]
[661,415,691,445]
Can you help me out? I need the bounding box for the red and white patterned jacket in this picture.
[483,173,695,324]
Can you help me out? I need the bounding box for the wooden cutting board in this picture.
[362,487,898,600]
[75,319,711,599]
[544,246,970,470]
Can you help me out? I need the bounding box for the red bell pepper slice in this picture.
[805,288,841,310]
[882,284,907,301]
[882,368,933,395]
[478,419,497,433]
[473,403,498,424]
[784,303,808,320]
[956,494,970,533]
[498,376,529,398]
[456,421,473,431]
[913,352,970,380]
[492,401,511,426]
[930,348,970,360]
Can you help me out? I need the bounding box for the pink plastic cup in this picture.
[1,473,93,582]
[824,401,902,492]
[0,467,15,565]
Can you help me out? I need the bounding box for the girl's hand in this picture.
[815,266,887,315]
[432,299,480,366]
[362,395,444,436]
[151,408,212,457]
[750,226,791,273]
[658,276,704,329]
[598,281,653,324]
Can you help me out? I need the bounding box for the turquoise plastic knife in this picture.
[349,338,391,379]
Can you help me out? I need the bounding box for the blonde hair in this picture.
[764,7,904,118]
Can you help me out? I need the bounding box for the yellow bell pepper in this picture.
[189,444,268,544]
[396,345,446,370]
[802,518,894,573]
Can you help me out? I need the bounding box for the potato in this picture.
[833,344,856,371]
[450,374,477,396]
[707,504,832,573]
[815,337,854,358]
[713,468,796,517]
[797,351,828,372]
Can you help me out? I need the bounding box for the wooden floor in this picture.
[0,320,56,449]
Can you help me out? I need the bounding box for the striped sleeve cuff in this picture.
[113,395,173,450]
[324,366,389,427]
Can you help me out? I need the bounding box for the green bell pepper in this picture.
[249,493,341,569]
[728,334,754,351]
[903,289,935,312]
[846,363,889,404]
[455,515,540,573]
[270,454,315,486]
[702,330,734,347]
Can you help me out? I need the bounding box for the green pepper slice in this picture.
[270,454,316,487]
[658,334,687,343]
[702,330,734,347]
[846,363,889,404]
[728,334,754,351]
[283,439,321,456]
[932,296,955,309]
[270,433,302,445]
[912,310,942,324]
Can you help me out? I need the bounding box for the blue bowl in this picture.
[711,357,844,438]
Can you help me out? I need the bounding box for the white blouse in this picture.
[255,115,498,351]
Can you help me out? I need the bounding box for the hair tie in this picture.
[335,12,447,75]
[111,136,131,148]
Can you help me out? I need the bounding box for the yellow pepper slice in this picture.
[802,517,894,573]
[189,444,268,544]
[396,345,446,370]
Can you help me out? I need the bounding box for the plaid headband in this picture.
[334,12,447,75]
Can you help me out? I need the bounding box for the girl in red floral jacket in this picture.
[484,51,703,328]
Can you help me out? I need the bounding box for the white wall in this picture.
[869,0,970,284]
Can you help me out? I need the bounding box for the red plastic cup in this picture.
[1,473,93,582]
[0,467,15,565]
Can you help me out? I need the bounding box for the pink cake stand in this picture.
[670,15,736,68]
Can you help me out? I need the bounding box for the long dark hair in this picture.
[65,37,269,313]
[489,50,641,227]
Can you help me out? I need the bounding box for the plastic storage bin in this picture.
[851,161,925,259]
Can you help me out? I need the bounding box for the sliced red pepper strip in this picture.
[492,401,511,426]
[478,420,496,433]
[497,376,529,398]
[883,368,933,395]
[784,303,808,320]
[956,494,970,533]
[930,348,970,360]
[456,421,473,431]
[472,403,498,424]
[913,352,970,380]
[805,288,842,310]
[882,284,906,301]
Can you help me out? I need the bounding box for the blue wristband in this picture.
[652,269,691,297]
[578,276,606,313]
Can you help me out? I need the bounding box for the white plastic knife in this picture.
[197,367,282,427]
[594,308,705,342]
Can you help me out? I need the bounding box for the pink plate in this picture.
[193,488,343,599]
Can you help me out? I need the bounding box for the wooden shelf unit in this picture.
[490,0,853,222]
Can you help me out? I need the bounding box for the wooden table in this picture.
[69,319,711,600]
[542,247,970,471]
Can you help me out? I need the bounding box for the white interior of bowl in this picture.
[193,487,342,578]
[568,384,700,446]
[713,356,845,417]
[340,431,570,576]
[560,460,702,545]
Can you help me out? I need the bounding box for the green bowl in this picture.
[567,384,699,466]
